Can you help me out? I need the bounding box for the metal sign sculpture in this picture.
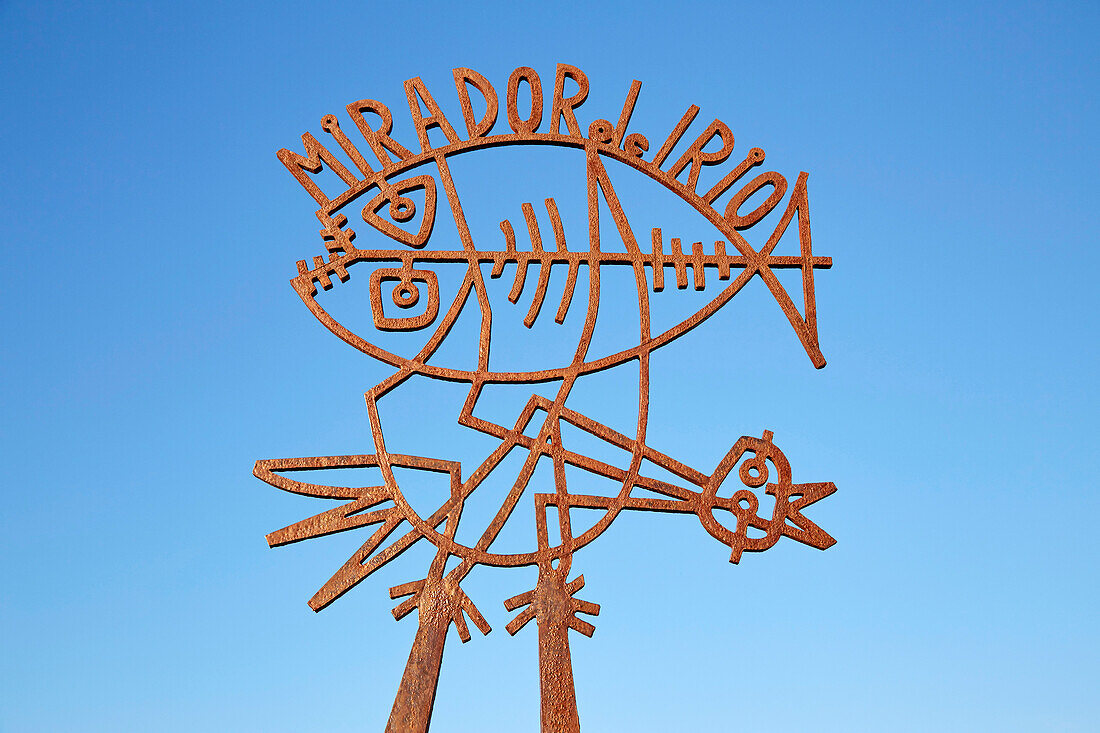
[255,64,836,732]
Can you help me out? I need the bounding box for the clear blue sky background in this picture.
[2,2,1097,731]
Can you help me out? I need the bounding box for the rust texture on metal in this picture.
[255,63,836,732]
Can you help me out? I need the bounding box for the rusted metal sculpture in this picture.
[255,64,836,732]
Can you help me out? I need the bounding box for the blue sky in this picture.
[1,1,1097,731]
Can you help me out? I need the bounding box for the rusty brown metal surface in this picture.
[255,63,836,732]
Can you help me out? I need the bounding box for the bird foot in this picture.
[504,568,600,637]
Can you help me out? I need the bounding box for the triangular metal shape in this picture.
[361,174,437,248]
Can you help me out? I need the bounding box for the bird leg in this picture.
[505,566,600,733]
[386,552,490,733]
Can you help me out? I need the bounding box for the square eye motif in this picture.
[369,266,439,331]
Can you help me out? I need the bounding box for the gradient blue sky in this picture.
[2,2,1097,731]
